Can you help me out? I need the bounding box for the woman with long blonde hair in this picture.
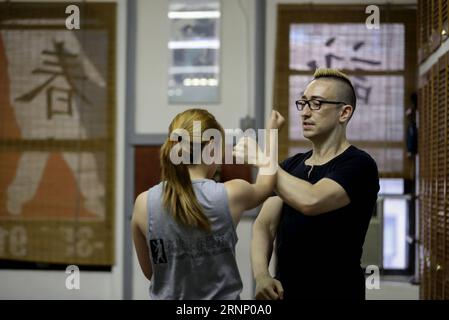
[132,108,284,299]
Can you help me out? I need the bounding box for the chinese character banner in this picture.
[0,3,116,266]
[289,23,405,71]
[287,23,406,177]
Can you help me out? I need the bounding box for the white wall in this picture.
[134,0,256,134]
[0,0,127,299]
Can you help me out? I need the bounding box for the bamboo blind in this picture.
[0,2,116,266]
[419,0,449,62]
[418,52,449,299]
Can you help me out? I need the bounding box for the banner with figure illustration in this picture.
[0,3,116,266]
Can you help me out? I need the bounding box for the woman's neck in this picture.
[187,165,209,180]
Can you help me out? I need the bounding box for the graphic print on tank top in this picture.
[150,239,168,264]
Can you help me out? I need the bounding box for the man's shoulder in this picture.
[339,145,377,171]
[280,150,312,170]
[341,145,378,167]
[286,149,313,162]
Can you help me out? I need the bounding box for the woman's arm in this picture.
[224,172,275,225]
[131,191,153,281]
[225,111,285,225]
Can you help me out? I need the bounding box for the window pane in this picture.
[363,147,404,175]
[289,75,312,140]
[289,23,405,71]
[379,178,404,194]
[168,0,220,103]
[383,198,408,269]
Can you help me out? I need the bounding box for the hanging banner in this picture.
[0,3,116,266]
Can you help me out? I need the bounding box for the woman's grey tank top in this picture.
[147,178,243,300]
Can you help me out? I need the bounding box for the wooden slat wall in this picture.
[418,53,449,299]
[418,72,430,298]
[443,52,449,297]
[419,0,449,61]
[437,55,447,298]
[431,0,442,51]
[418,0,449,299]
[418,79,424,299]
[418,0,430,62]
[443,0,449,41]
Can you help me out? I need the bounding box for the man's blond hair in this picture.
[313,68,350,83]
[312,68,357,120]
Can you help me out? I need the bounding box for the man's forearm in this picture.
[253,169,276,202]
[251,222,274,280]
[276,167,316,213]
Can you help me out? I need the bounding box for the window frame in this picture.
[273,4,417,179]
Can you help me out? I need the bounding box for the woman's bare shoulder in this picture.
[132,191,149,233]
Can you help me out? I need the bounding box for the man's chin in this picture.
[302,131,315,139]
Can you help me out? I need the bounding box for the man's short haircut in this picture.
[313,68,357,120]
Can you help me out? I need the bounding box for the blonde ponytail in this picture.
[159,109,224,232]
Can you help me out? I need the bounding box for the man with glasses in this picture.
[252,68,379,300]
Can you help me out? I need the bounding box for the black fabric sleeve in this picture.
[324,154,379,203]
[279,157,291,171]
[279,152,303,172]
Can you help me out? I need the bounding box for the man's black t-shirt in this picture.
[275,145,379,299]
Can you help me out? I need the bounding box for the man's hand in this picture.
[267,110,285,131]
[255,275,284,300]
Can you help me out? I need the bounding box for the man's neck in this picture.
[308,133,351,165]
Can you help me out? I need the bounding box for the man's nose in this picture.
[301,104,312,117]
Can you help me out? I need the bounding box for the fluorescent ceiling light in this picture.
[169,66,219,74]
[168,11,221,19]
[168,40,220,49]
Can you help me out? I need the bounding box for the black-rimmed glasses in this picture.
[295,99,347,111]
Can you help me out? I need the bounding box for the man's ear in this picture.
[340,105,353,122]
